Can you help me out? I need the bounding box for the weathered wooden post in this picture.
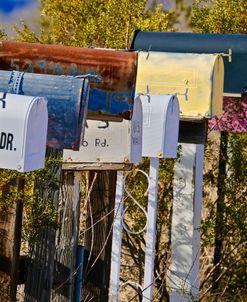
[131,30,247,300]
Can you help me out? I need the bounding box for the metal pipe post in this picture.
[143,157,159,302]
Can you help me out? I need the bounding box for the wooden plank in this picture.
[83,171,116,301]
[170,143,205,301]
[143,157,159,301]
[109,171,125,302]
[10,178,24,302]
[62,163,133,171]
[24,148,62,302]
[52,171,81,301]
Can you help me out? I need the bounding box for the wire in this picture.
[122,169,150,235]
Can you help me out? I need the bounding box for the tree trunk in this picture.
[212,132,228,292]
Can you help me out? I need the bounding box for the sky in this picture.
[0,0,39,36]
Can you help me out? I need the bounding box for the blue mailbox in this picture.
[0,70,89,150]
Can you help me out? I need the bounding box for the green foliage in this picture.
[201,133,247,300]
[0,27,7,40]
[192,1,247,300]
[14,0,175,48]
[191,0,247,33]
[0,157,60,245]
[13,20,40,43]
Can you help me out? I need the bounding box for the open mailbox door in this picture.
[0,93,48,172]
[63,96,143,165]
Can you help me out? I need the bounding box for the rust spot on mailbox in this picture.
[0,41,138,121]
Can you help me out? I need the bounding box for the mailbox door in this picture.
[0,93,47,172]
[63,96,143,164]
[24,97,48,172]
[63,120,131,163]
[136,51,224,118]
[163,95,180,158]
[141,94,179,158]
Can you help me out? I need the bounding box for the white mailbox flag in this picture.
[63,95,143,164]
[0,92,48,172]
[140,94,180,158]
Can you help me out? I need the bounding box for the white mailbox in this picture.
[0,92,48,172]
[140,94,180,158]
[63,96,142,164]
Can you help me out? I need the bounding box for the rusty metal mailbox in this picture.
[0,92,48,172]
[0,41,137,121]
[0,70,89,150]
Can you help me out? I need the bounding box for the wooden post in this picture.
[0,179,24,301]
[24,149,62,302]
[109,171,125,302]
[9,178,24,302]
[52,171,82,301]
[143,157,159,302]
[170,143,205,301]
[83,171,116,302]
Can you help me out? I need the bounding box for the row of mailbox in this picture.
[0,90,179,172]
[0,49,224,172]
[1,32,247,172]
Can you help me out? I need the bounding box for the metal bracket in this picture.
[122,169,150,235]
[8,71,25,94]
[176,88,189,101]
[217,48,232,62]
[76,74,102,82]
[0,92,7,109]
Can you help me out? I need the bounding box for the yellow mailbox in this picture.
[136,51,224,119]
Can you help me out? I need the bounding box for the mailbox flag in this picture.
[0,92,48,172]
[0,70,89,150]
